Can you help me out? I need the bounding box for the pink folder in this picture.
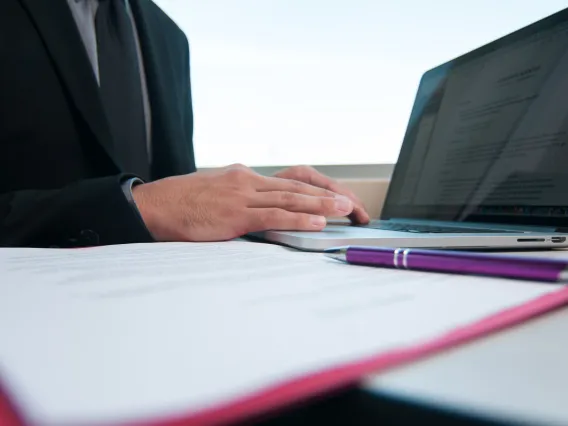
[2,287,568,426]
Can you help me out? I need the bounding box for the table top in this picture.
[364,249,568,426]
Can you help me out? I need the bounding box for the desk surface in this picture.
[365,250,568,426]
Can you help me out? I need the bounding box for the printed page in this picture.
[0,241,560,425]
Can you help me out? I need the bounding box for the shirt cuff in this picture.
[121,177,149,231]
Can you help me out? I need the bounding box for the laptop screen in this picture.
[382,8,568,229]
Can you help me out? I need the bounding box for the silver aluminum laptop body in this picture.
[254,8,568,252]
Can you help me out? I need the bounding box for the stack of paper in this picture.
[0,240,567,425]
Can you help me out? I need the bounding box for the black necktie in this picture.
[95,0,149,180]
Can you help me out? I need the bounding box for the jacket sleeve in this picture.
[0,174,154,247]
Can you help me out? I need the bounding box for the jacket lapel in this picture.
[129,0,193,179]
[18,0,121,172]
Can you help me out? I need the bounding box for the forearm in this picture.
[0,174,154,247]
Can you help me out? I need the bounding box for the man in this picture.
[0,0,370,248]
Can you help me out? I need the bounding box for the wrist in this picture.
[131,183,160,240]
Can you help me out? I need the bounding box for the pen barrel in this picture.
[407,253,564,282]
[346,248,567,282]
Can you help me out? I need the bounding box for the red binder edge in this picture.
[2,287,568,426]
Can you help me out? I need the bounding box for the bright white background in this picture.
[153,1,566,168]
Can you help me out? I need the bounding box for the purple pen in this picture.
[323,246,568,283]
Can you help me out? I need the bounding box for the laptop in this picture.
[254,7,568,252]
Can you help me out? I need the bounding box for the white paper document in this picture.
[0,241,562,425]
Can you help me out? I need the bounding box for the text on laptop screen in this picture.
[383,9,568,228]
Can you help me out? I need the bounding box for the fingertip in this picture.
[350,210,371,225]
[310,215,327,229]
[357,206,371,223]
[334,196,354,214]
[359,208,371,223]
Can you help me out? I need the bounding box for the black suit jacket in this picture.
[0,0,196,247]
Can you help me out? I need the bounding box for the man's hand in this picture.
[273,165,370,224]
[132,164,355,242]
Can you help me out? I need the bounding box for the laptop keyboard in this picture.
[363,222,517,234]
